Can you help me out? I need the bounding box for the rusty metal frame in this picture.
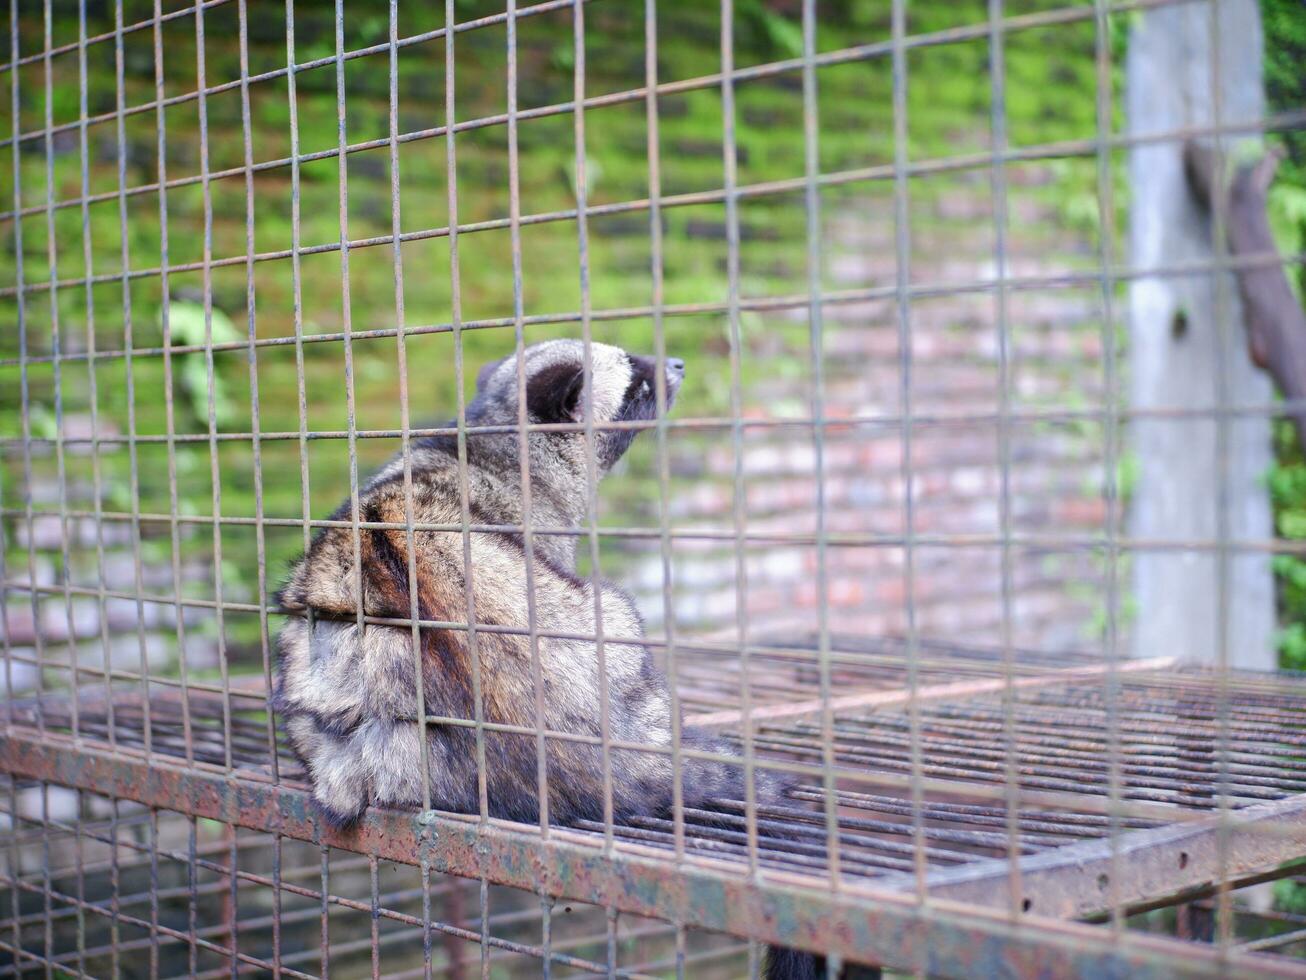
[4,724,1305,978]
[887,794,1306,921]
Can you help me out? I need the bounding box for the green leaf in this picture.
[164,299,241,348]
[163,300,242,427]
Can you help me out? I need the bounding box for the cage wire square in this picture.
[3,0,1306,978]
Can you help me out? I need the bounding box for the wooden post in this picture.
[1126,0,1276,669]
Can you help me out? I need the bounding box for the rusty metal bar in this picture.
[686,656,1177,729]
[877,793,1306,920]
[3,725,1300,978]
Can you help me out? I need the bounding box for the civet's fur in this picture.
[274,340,832,980]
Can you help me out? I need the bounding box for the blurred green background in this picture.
[1,0,1302,671]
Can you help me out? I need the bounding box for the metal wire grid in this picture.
[1,0,1304,977]
[2,788,1306,980]
[2,777,755,978]
[10,660,1306,974]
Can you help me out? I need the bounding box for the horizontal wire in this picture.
[0,0,1207,161]
[6,679,856,786]
[0,941,94,980]
[21,700,1294,828]
[7,516,1306,553]
[0,0,586,145]
[5,103,1302,319]
[1,805,651,978]
[1,871,317,979]
[0,0,236,75]
[8,395,1306,450]
[2,677,1219,825]
[4,655,267,698]
[3,236,1304,369]
[4,579,1091,664]
[14,675,1305,827]
[5,631,1091,701]
[17,653,1295,736]
[5,30,1290,241]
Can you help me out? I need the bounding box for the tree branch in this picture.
[1184,140,1306,453]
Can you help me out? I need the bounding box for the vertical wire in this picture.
[419,854,433,980]
[369,855,381,980]
[40,783,51,980]
[890,0,927,924]
[0,363,9,733]
[799,0,842,903]
[327,14,359,958]
[505,0,548,847]
[0,341,10,725]
[75,0,117,759]
[234,2,279,975]
[643,1,688,972]
[2,780,19,971]
[235,0,278,783]
[73,788,86,976]
[387,0,431,821]
[478,878,489,980]
[570,0,614,853]
[188,816,199,975]
[439,2,493,973]
[5,0,39,747]
[108,795,122,980]
[194,4,241,971]
[283,0,314,811]
[505,3,554,971]
[386,3,437,973]
[41,0,81,750]
[226,828,238,974]
[149,807,160,978]
[194,8,241,972]
[154,0,195,767]
[114,813,130,976]
[606,906,620,979]
[0,277,18,965]
[112,0,152,765]
[718,14,761,955]
[1090,0,1124,934]
[332,0,365,712]
[192,0,234,776]
[1206,0,1234,955]
[282,7,329,972]
[319,843,331,977]
[568,6,620,968]
[10,0,46,747]
[987,0,1023,921]
[444,0,489,828]
[270,823,282,980]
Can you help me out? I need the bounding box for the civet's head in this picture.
[470,339,685,472]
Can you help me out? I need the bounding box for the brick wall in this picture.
[621,172,1113,655]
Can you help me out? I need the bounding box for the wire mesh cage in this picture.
[3,0,1306,977]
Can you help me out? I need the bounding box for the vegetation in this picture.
[1261,0,1306,669]
[1,0,1112,661]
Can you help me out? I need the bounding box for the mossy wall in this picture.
[2,0,1121,679]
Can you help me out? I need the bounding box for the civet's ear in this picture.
[476,355,505,392]
[525,361,585,423]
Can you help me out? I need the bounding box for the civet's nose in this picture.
[666,357,686,374]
